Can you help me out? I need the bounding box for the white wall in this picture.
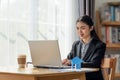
[95,0,120,10]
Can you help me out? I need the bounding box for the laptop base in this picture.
[34,65,71,69]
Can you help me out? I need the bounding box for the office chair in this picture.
[101,57,117,80]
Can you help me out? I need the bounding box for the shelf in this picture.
[106,43,120,49]
[115,73,120,78]
[96,9,120,49]
[102,21,120,26]
[108,2,120,6]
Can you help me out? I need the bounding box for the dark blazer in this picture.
[67,38,106,80]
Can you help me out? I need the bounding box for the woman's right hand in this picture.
[62,58,71,66]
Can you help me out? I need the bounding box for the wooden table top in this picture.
[0,67,99,76]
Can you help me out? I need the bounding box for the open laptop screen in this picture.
[28,40,63,67]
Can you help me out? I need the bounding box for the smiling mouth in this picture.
[80,34,84,36]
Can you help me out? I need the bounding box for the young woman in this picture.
[62,15,106,80]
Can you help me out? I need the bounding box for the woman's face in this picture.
[76,21,93,40]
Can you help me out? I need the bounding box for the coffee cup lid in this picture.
[18,54,26,58]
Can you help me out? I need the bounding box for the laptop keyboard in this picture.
[35,65,71,69]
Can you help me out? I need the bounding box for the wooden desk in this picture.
[0,67,99,80]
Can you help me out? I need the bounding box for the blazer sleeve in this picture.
[67,41,78,59]
[81,42,106,68]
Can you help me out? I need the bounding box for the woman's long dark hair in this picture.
[76,15,100,40]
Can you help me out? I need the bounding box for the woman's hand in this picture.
[62,58,71,66]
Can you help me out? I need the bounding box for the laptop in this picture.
[28,40,71,69]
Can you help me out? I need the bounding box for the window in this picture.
[0,0,79,66]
